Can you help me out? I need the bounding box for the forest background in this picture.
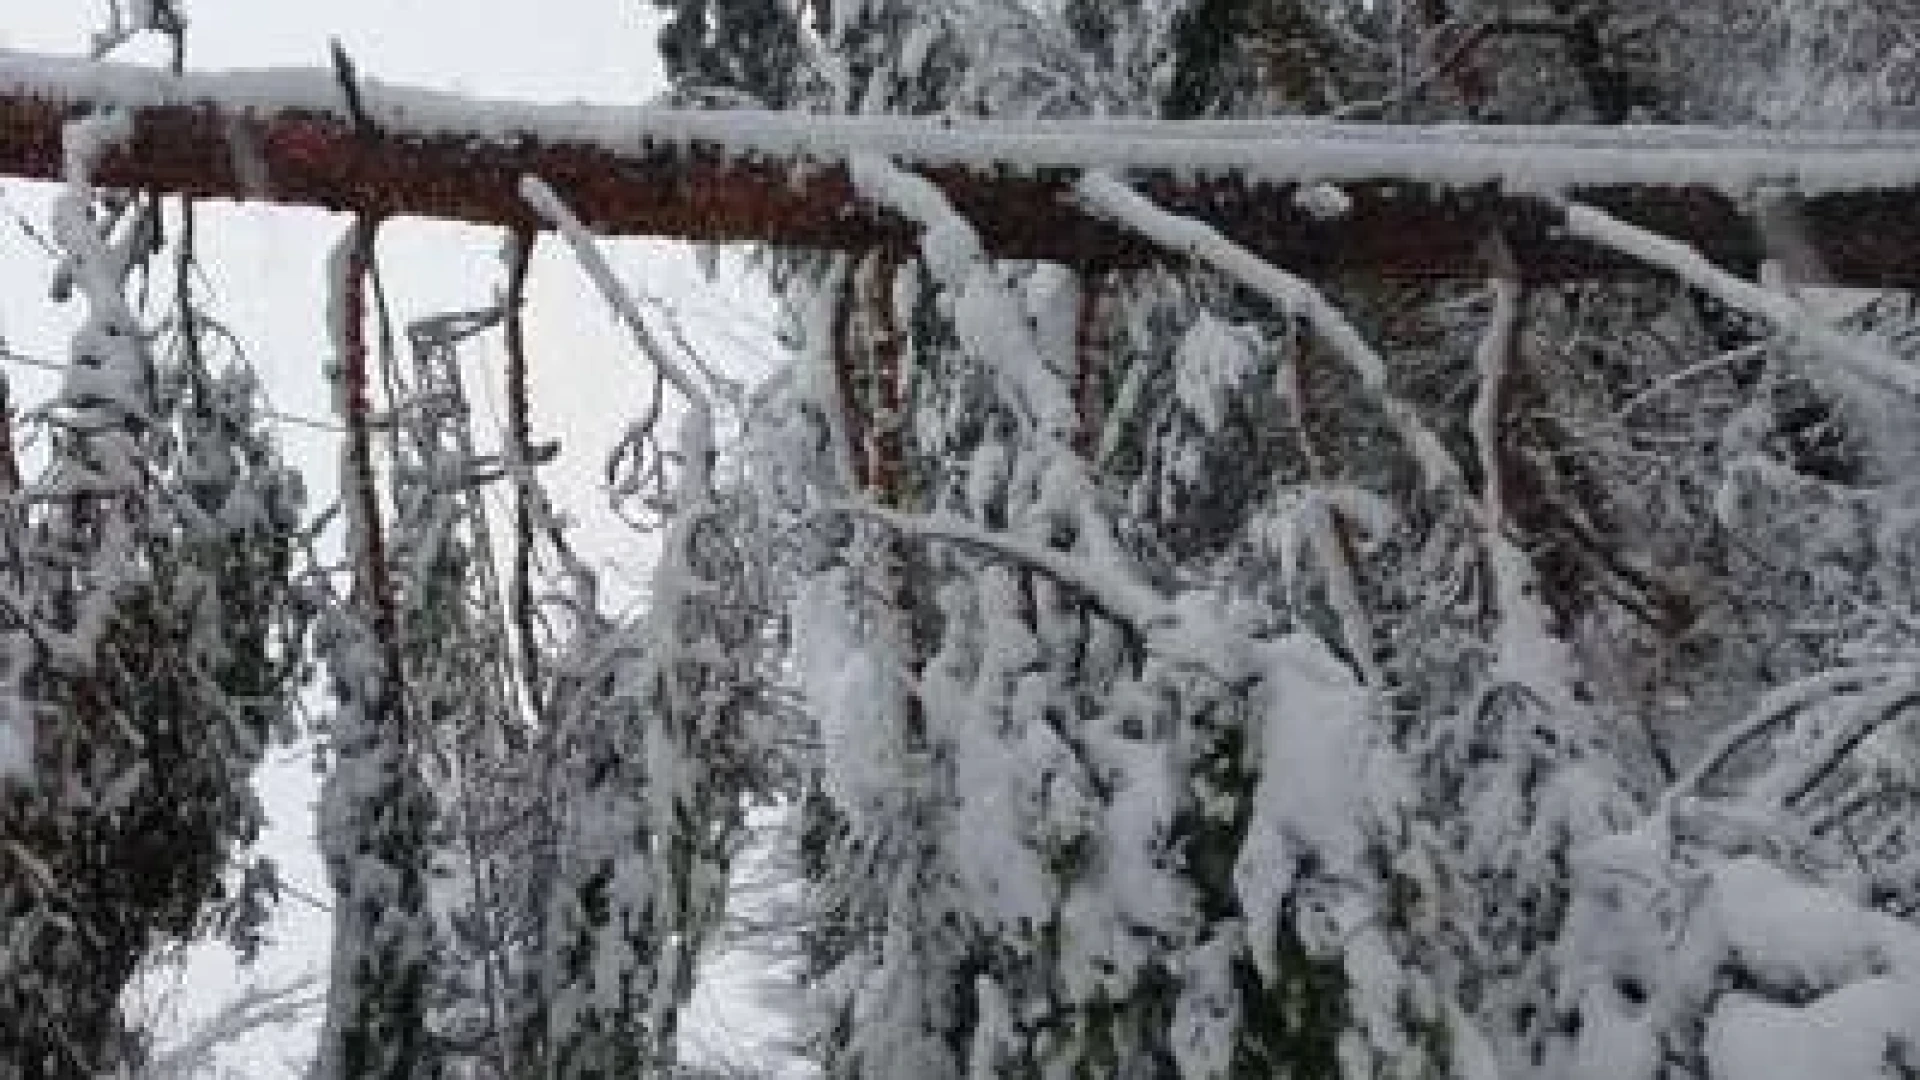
[6,1,1920,1079]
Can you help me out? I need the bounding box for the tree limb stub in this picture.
[5,50,1920,284]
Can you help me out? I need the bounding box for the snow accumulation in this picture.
[1562,201,1920,397]
[1078,171,1465,489]
[848,153,1076,440]
[8,49,1920,195]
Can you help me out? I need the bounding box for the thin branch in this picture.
[1471,235,1521,531]
[1776,674,1920,810]
[326,213,405,720]
[501,229,542,706]
[1558,199,1920,397]
[145,977,325,1080]
[519,174,713,499]
[817,501,1171,638]
[1077,170,1464,492]
[1073,273,1103,457]
[1665,662,1914,804]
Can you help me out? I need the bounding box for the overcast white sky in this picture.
[1,3,790,1075]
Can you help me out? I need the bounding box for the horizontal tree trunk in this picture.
[4,50,1920,284]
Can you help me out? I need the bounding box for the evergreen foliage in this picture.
[9,2,1920,1077]
[1,155,306,1077]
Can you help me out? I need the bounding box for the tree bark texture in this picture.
[3,50,1920,283]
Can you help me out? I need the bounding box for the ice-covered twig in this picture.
[144,976,324,1080]
[1612,341,1767,422]
[1300,491,1384,688]
[1077,171,1463,492]
[1471,237,1521,531]
[1559,199,1920,397]
[1663,662,1915,806]
[521,174,714,501]
[820,501,1172,637]
[1771,670,1920,810]
[848,153,1075,439]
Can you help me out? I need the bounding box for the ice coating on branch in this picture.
[849,153,1075,440]
[1078,170,1462,492]
[1561,200,1920,399]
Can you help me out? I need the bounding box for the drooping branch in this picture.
[1078,170,1465,491]
[326,214,404,716]
[818,502,1173,638]
[501,230,541,706]
[8,50,1920,283]
[520,174,713,495]
[1560,198,1920,396]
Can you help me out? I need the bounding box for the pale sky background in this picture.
[0,3,793,1075]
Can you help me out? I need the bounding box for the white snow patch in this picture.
[1293,182,1352,219]
[1234,633,1372,981]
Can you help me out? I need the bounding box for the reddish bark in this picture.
[4,68,1920,284]
[336,215,406,722]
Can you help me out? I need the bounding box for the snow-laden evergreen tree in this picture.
[658,1,1920,1078]
[0,120,306,1075]
[313,218,444,1080]
[384,304,546,1076]
[11,1,1920,1076]
[668,2,1455,1076]
[509,179,793,1078]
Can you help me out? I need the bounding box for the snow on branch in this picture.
[1666,662,1920,810]
[521,174,714,498]
[1559,199,1920,397]
[847,154,1075,438]
[820,502,1172,638]
[8,50,1920,281]
[1077,171,1463,491]
[1471,239,1522,531]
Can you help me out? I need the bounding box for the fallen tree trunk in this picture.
[4,49,1920,284]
